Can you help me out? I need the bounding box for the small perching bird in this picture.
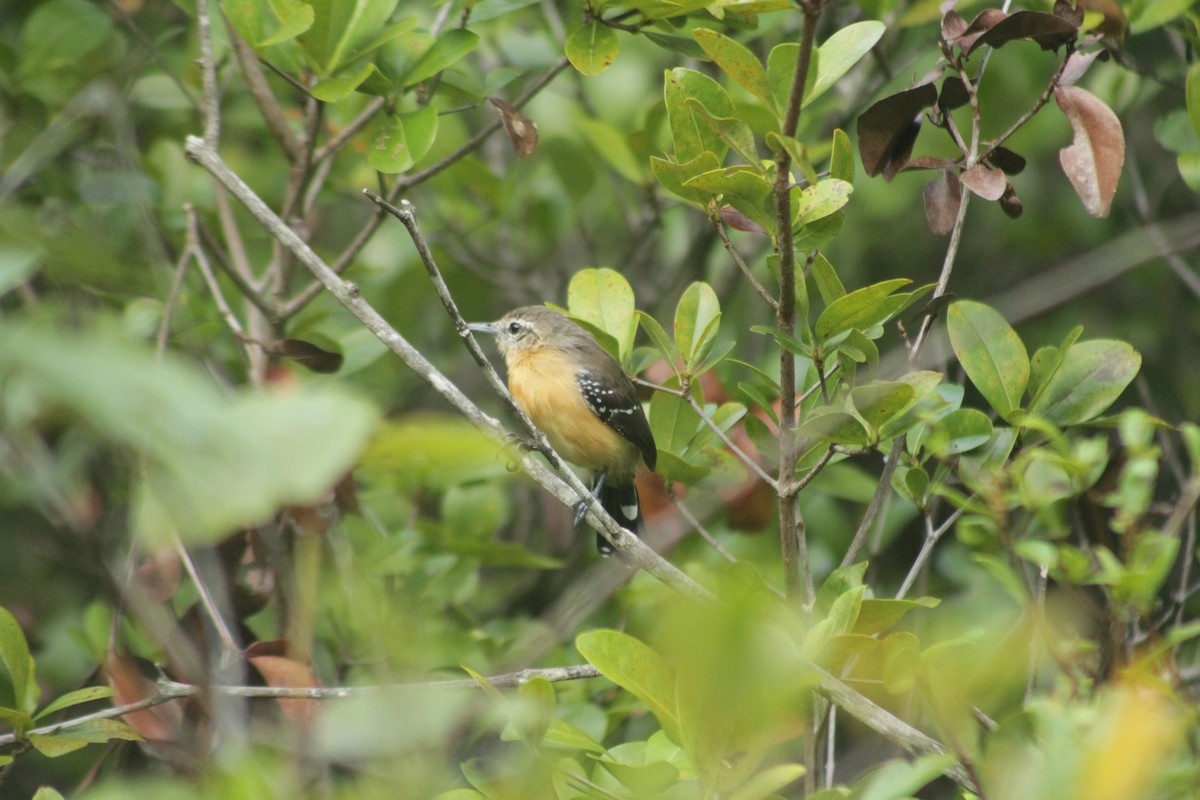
[469,306,657,555]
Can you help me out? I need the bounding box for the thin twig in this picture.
[155,238,194,356]
[713,218,778,311]
[226,25,305,163]
[896,506,966,599]
[186,206,246,342]
[195,0,220,147]
[313,97,386,164]
[670,491,738,564]
[841,438,904,567]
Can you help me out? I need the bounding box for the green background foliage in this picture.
[1,0,1199,798]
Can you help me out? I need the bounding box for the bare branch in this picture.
[195,0,220,148]
[226,25,305,163]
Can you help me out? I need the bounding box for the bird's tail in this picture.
[597,480,643,556]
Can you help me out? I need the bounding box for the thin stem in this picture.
[840,438,904,567]
[155,236,194,356]
[195,0,220,148]
[896,506,966,599]
[670,491,738,564]
[226,25,305,162]
[712,217,778,311]
[313,97,386,164]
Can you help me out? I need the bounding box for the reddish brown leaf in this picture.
[967,11,1078,55]
[987,146,1026,175]
[953,9,1008,50]
[106,650,185,742]
[960,163,1007,200]
[857,83,938,179]
[490,98,538,158]
[1000,183,1024,218]
[720,206,767,235]
[924,171,962,236]
[941,10,968,43]
[1055,85,1124,218]
[245,639,289,658]
[248,655,322,732]
[273,338,343,374]
[905,156,956,171]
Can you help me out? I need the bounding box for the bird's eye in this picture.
[507,321,523,335]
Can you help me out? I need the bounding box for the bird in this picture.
[468,306,657,555]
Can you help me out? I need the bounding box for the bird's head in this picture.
[469,306,576,362]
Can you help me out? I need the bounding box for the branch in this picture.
[226,24,305,163]
[0,666,604,748]
[182,136,712,603]
[195,0,220,148]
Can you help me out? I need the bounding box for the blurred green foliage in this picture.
[2,0,1200,798]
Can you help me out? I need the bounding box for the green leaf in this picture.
[799,411,868,447]
[655,448,712,483]
[18,0,112,77]
[259,0,316,47]
[367,106,438,173]
[1028,325,1083,403]
[0,244,42,298]
[311,60,377,102]
[29,719,141,758]
[567,268,638,366]
[299,0,399,75]
[685,99,761,167]
[576,630,680,742]
[34,686,113,721]
[664,68,735,162]
[405,28,480,86]
[651,152,723,206]
[794,179,853,226]
[32,788,67,800]
[856,754,959,800]
[684,167,775,233]
[675,282,722,370]
[1188,62,1200,138]
[728,763,806,800]
[565,22,619,76]
[766,43,805,120]
[650,391,702,454]
[927,408,993,456]
[851,382,916,432]
[692,28,772,109]
[853,597,939,635]
[830,128,855,183]
[0,608,36,716]
[814,279,910,342]
[810,253,845,305]
[806,21,886,108]
[1027,340,1141,426]
[880,632,920,694]
[946,300,1029,422]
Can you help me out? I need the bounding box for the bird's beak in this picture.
[467,321,498,336]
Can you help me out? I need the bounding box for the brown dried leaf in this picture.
[857,83,938,179]
[924,171,963,236]
[248,655,323,732]
[273,338,343,374]
[987,146,1026,175]
[960,163,1007,200]
[1000,183,1024,218]
[967,10,1078,55]
[490,98,538,158]
[1055,85,1124,218]
[106,650,185,742]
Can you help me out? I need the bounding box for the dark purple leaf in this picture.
[1053,0,1085,28]
[924,170,962,235]
[941,10,968,43]
[857,83,938,179]
[967,11,1078,55]
[952,9,1008,51]
[987,146,1026,175]
[1000,183,1023,218]
[939,76,969,111]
